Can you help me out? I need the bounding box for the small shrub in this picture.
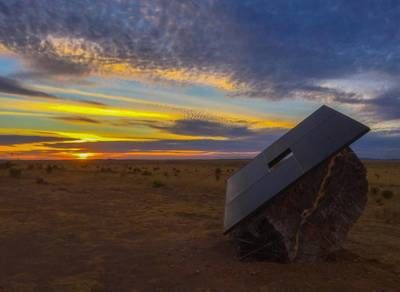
[0,161,13,169]
[36,177,48,185]
[46,165,53,174]
[215,168,222,181]
[9,168,22,178]
[27,164,35,170]
[152,180,165,188]
[375,198,383,206]
[370,186,380,196]
[142,170,152,176]
[172,168,180,176]
[381,189,394,200]
[153,167,160,171]
[163,171,169,177]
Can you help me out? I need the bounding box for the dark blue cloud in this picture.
[46,128,285,154]
[352,132,400,159]
[0,75,56,98]
[53,116,101,124]
[153,119,255,138]
[0,135,74,145]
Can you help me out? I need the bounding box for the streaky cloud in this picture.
[0,134,74,145]
[53,116,101,124]
[0,76,57,98]
[153,118,255,138]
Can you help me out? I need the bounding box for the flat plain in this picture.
[0,159,399,291]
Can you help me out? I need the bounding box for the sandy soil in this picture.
[0,160,399,291]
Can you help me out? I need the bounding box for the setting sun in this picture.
[74,153,93,160]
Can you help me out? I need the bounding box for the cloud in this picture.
[0,76,56,98]
[0,135,73,145]
[37,127,398,159]
[53,116,101,124]
[352,132,400,159]
[46,127,285,153]
[1,0,400,99]
[153,119,255,138]
[331,89,400,121]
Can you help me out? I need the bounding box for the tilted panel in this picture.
[224,105,369,233]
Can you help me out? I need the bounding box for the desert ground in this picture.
[0,159,399,291]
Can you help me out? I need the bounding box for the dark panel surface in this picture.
[224,105,369,233]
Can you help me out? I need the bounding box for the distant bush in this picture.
[9,168,22,178]
[132,168,141,174]
[370,186,380,196]
[0,161,13,169]
[215,168,222,181]
[27,164,35,170]
[163,171,169,177]
[36,177,48,185]
[46,165,53,174]
[172,167,180,176]
[152,180,165,188]
[142,170,152,176]
[153,167,160,171]
[381,189,394,200]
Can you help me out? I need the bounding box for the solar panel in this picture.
[224,105,370,233]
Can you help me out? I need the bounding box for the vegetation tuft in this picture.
[370,186,380,196]
[152,180,165,188]
[215,168,222,181]
[46,165,53,174]
[0,161,14,169]
[381,189,394,200]
[36,177,48,185]
[9,168,22,178]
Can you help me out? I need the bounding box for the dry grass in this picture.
[0,159,399,291]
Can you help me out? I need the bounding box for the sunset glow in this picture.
[0,1,398,160]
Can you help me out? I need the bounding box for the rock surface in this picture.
[231,147,368,262]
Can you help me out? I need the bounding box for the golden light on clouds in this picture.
[42,36,103,63]
[30,85,295,130]
[0,43,14,55]
[0,97,177,121]
[42,35,241,92]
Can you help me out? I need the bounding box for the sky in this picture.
[0,0,399,160]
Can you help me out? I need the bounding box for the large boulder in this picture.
[231,147,368,262]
